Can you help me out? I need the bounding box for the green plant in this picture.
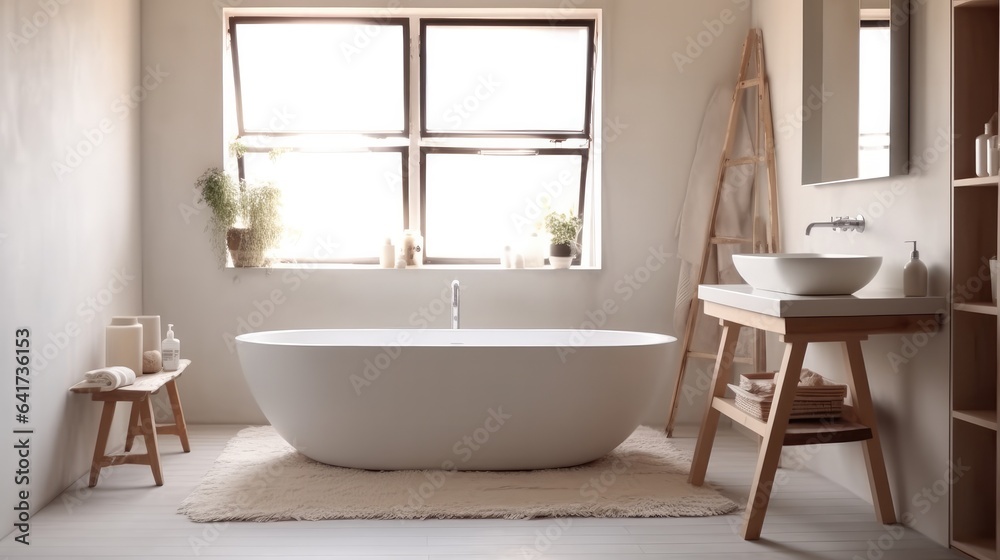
[544,209,583,245]
[195,168,282,267]
[228,139,248,159]
[237,181,282,264]
[195,168,240,265]
[268,147,288,162]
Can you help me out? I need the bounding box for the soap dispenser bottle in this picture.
[162,324,180,371]
[903,241,928,297]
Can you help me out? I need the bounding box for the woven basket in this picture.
[728,370,846,421]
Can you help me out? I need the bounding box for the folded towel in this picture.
[83,366,136,391]
[743,369,833,395]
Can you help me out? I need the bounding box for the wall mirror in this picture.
[801,0,909,186]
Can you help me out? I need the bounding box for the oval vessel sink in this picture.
[732,253,882,296]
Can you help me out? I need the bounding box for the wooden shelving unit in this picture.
[955,302,1000,315]
[952,1,1000,557]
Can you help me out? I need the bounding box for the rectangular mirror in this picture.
[801,0,909,186]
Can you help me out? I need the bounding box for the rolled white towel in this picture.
[83,366,136,391]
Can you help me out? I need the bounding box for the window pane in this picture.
[243,151,405,260]
[234,21,405,134]
[424,152,583,259]
[424,24,591,133]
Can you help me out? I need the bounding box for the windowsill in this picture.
[233,263,601,271]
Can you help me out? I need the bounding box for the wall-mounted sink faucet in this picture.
[451,279,461,329]
[805,215,866,235]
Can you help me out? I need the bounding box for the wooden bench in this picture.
[69,359,191,487]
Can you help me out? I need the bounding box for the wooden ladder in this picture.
[664,29,781,437]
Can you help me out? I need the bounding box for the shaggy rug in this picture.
[178,425,738,522]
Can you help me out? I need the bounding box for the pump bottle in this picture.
[903,241,928,297]
[162,324,181,371]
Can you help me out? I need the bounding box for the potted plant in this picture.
[544,209,583,268]
[196,168,282,267]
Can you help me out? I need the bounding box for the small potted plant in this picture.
[544,209,583,269]
[196,168,282,267]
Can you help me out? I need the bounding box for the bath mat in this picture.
[178,425,738,522]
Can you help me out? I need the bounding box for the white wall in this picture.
[754,0,952,545]
[0,0,141,534]
[140,0,752,425]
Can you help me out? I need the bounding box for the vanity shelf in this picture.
[954,302,999,315]
[713,398,872,445]
[954,410,1000,432]
[956,177,1000,188]
[954,0,999,8]
[952,1,1000,557]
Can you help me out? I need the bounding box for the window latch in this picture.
[477,149,539,156]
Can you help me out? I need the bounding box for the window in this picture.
[227,13,599,266]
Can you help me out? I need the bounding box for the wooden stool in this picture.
[69,359,191,487]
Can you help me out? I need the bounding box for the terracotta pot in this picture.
[226,227,265,267]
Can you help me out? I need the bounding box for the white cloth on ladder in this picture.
[673,84,757,358]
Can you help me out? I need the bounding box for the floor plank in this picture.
[0,424,965,559]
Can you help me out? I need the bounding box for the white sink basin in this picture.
[732,253,883,295]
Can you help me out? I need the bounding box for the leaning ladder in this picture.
[664,29,781,437]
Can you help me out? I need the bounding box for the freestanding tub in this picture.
[236,329,675,471]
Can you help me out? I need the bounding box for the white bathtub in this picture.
[236,329,675,471]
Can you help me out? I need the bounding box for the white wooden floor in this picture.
[0,424,965,559]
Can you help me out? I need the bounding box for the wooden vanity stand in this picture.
[689,285,944,540]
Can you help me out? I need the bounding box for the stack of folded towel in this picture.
[79,366,136,391]
[729,369,847,421]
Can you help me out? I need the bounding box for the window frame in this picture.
[237,145,411,265]
[418,18,597,140]
[229,16,412,138]
[225,13,599,267]
[419,147,589,265]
